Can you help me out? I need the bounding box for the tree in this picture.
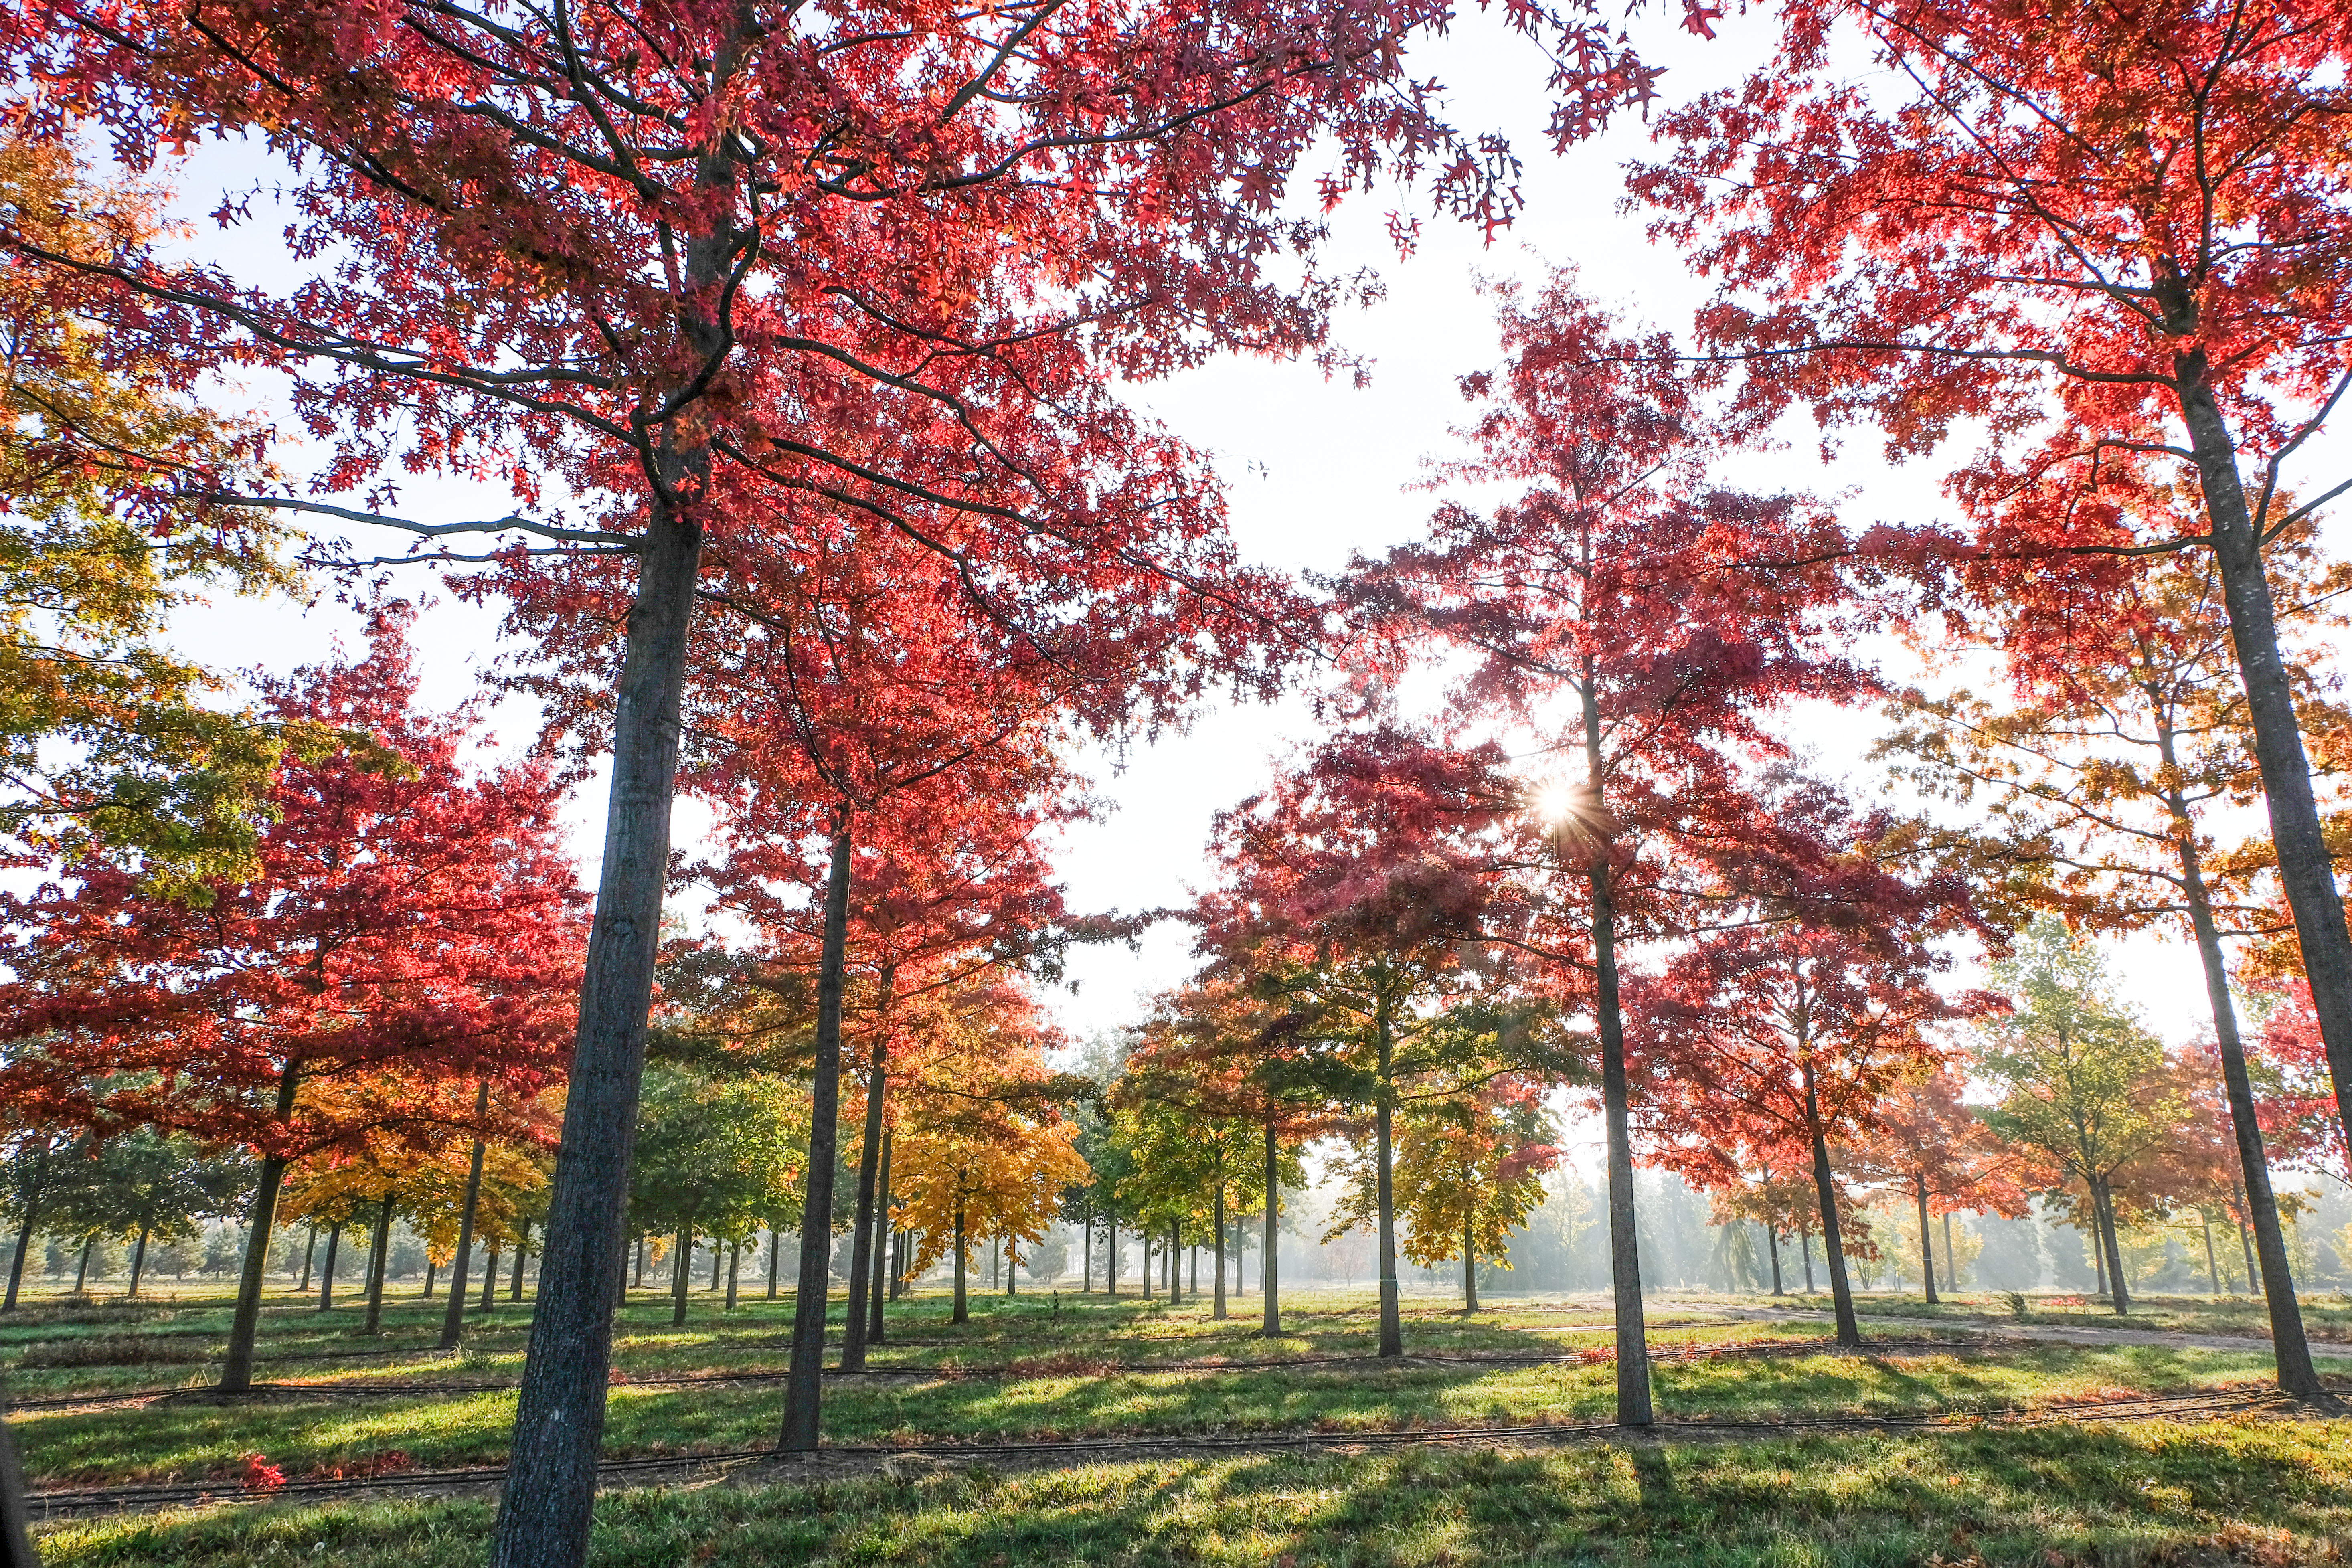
[896,1106,1087,1326]
[626,1066,804,1328]
[1854,1070,2032,1304]
[1976,921,2193,1317]
[1638,0,2352,1181]
[1642,781,1984,1347]
[1882,527,2344,1392]
[1196,725,1532,1357]
[0,606,584,1384]
[1346,273,1871,1418]
[1328,1075,1559,1312]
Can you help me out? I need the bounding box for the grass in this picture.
[13,1282,2352,1565]
[32,1416,2352,1566]
[9,1288,2347,1487]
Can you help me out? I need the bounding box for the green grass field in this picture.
[10,1283,2351,1565]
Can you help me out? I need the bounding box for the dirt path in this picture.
[22,1385,2317,1522]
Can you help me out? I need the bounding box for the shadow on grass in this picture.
[30,1420,2352,1567]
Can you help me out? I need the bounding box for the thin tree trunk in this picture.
[1943,1213,1958,1293]
[440,1081,492,1351]
[2164,770,2328,1394]
[1106,1212,1118,1299]
[73,1239,90,1295]
[671,1226,691,1328]
[425,1260,436,1299]
[1915,1176,1939,1306]
[222,1064,301,1389]
[725,1242,739,1311]
[491,153,734,1563]
[1007,1232,1018,1297]
[299,1224,317,1293]
[867,1133,890,1346]
[318,1223,342,1311]
[1587,856,1652,1422]
[1083,1210,1093,1293]
[951,1202,968,1324]
[842,1003,890,1372]
[2173,351,2352,1169]
[1462,1213,1477,1313]
[709,1241,721,1291]
[366,1195,393,1334]
[1374,1006,1403,1359]
[1800,1226,1816,1293]
[482,1248,500,1312]
[2090,1186,2107,1298]
[780,817,853,1453]
[767,1229,779,1300]
[1168,1218,1179,1305]
[1212,1182,1227,1321]
[2237,1181,2259,1297]
[512,1221,529,1301]
[1803,1064,1862,1348]
[1767,1227,1784,1296]
[2093,1177,2131,1316]
[634,1235,645,1291]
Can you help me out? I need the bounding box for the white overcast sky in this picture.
[156,4,2346,1094]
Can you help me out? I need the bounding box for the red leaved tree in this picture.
[1854,1069,2032,1303]
[1194,724,1531,1358]
[1344,273,1872,1420]
[0,603,582,1387]
[1637,0,2352,1176]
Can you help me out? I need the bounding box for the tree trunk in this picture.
[366,1195,394,1334]
[299,1224,316,1293]
[2236,1182,2259,1298]
[1007,1233,1018,1297]
[1083,1210,1093,1293]
[1212,1182,1227,1321]
[318,1223,342,1311]
[482,1248,500,1312]
[425,1260,436,1299]
[671,1226,692,1327]
[2173,352,2352,1170]
[725,1242,739,1311]
[767,1229,779,1299]
[1167,1218,1180,1305]
[842,1006,891,1372]
[2165,775,2328,1394]
[73,1238,90,1295]
[2092,1177,2131,1316]
[221,1064,301,1388]
[1462,1213,1478,1313]
[780,817,853,1453]
[1587,859,1652,1422]
[951,1202,969,1324]
[1803,1064,1861,1348]
[440,1080,492,1351]
[867,1133,891,1346]
[128,1218,152,1300]
[1106,1212,1118,1298]
[1914,1176,1939,1306]
[1943,1213,1957,1293]
[1799,1226,1816,1293]
[1766,1226,1783,1296]
[1374,1006,1403,1360]
[512,1222,529,1301]
[491,154,733,1562]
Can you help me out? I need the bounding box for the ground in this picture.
[7,1280,2350,1565]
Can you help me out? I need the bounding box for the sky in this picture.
[150,5,2348,1116]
